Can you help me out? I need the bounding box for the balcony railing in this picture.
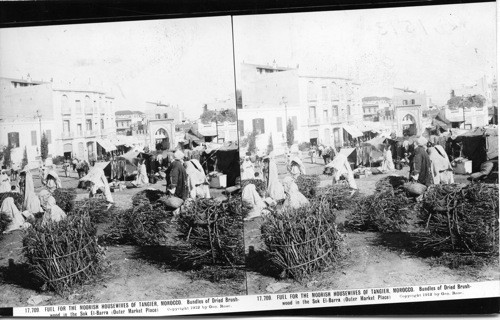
[60,132,74,139]
[84,130,99,137]
[308,117,320,126]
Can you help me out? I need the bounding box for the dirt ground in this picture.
[245,152,499,295]
[0,166,245,308]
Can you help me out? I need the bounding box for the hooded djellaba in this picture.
[38,189,67,225]
[263,152,285,201]
[20,166,42,214]
[185,158,210,199]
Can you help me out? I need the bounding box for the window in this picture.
[77,124,82,135]
[8,132,20,148]
[331,82,339,100]
[155,114,161,119]
[307,81,316,101]
[75,100,82,113]
[411,99,415,105]
[63,120,70,133]
[31,130,37,146]
[45,130,52,143]
[85,96,92,114]
[403,100,408,105]
[323,110,328,120]
[309,106,317,119]
[332,105,339,117]
[61,95,70,114]
[347,105,351,116]
[86,119,92,131]
[276,117,283,132]
[101,119,104,130]
[321,86,328,101]
[164,113,168,119]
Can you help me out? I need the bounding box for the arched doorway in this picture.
[155,128,170,150]
[402,114,417,136]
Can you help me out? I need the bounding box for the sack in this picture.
[404,182,427,196]
[161,196,184,210]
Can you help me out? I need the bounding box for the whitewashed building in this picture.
[0,76,117,167]
[237,62,363,154]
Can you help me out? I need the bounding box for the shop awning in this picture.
[343,125,363,138]
[97,139,117,152]
[339,147,356,157]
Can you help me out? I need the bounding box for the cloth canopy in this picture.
[343,125,363,138]
[80,161,110,182]
[339,147,356,157]
[97,139,117,152]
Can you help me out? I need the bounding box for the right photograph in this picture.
[233,3,499,295]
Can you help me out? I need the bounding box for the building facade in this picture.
[237,62,363,154]
[0,77,117,167]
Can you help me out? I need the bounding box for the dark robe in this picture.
[165,160,188,200]
[410,146,433,186]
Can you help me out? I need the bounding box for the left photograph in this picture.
[0,17,244,308]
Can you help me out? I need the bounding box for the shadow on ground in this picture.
[369,232,440,258]
[0,261,42,291]
[245,248,284,279]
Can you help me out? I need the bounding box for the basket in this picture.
[404,182,427,196]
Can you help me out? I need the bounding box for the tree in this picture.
[22,146,28,168]
[41,132,49,161]
[286,119,295,147]
[2,144,12,168]
[200,107,237,124]
[447,94,486,110]
[247,131,257,154]
[267,134,274,154]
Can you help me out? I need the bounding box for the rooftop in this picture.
[115,110,145,116]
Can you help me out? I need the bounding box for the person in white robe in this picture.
[38,190,67,225]
[44,167,62,193]
[0,170,11,193]
[1,197,29,233]
[242,183,267,221]
[241,155,255,180]
[428,145,454,184]
[282,176,309,209]
[263,154,285,201]
[288,156,306,180]
[134,159,149,186]
[86,167,114,204]
[185,159,210,199]
[326,153,358,190]
[380,144,395,173]
[20,167,42,214]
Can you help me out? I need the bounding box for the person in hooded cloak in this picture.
[263,153,285,201]
[20,167,42,214]
[185,158,210,199]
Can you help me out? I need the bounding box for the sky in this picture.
[233,2,497,105]
[0,3,496,119]
[0,16,236,120]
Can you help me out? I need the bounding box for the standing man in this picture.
[165,150,188,201]
[410,137,433,186]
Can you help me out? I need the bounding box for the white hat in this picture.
[417,136,428,146]
[174,150,184,160]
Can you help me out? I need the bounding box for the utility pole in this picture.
[282,96,288,143]
[34,110,42,158]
